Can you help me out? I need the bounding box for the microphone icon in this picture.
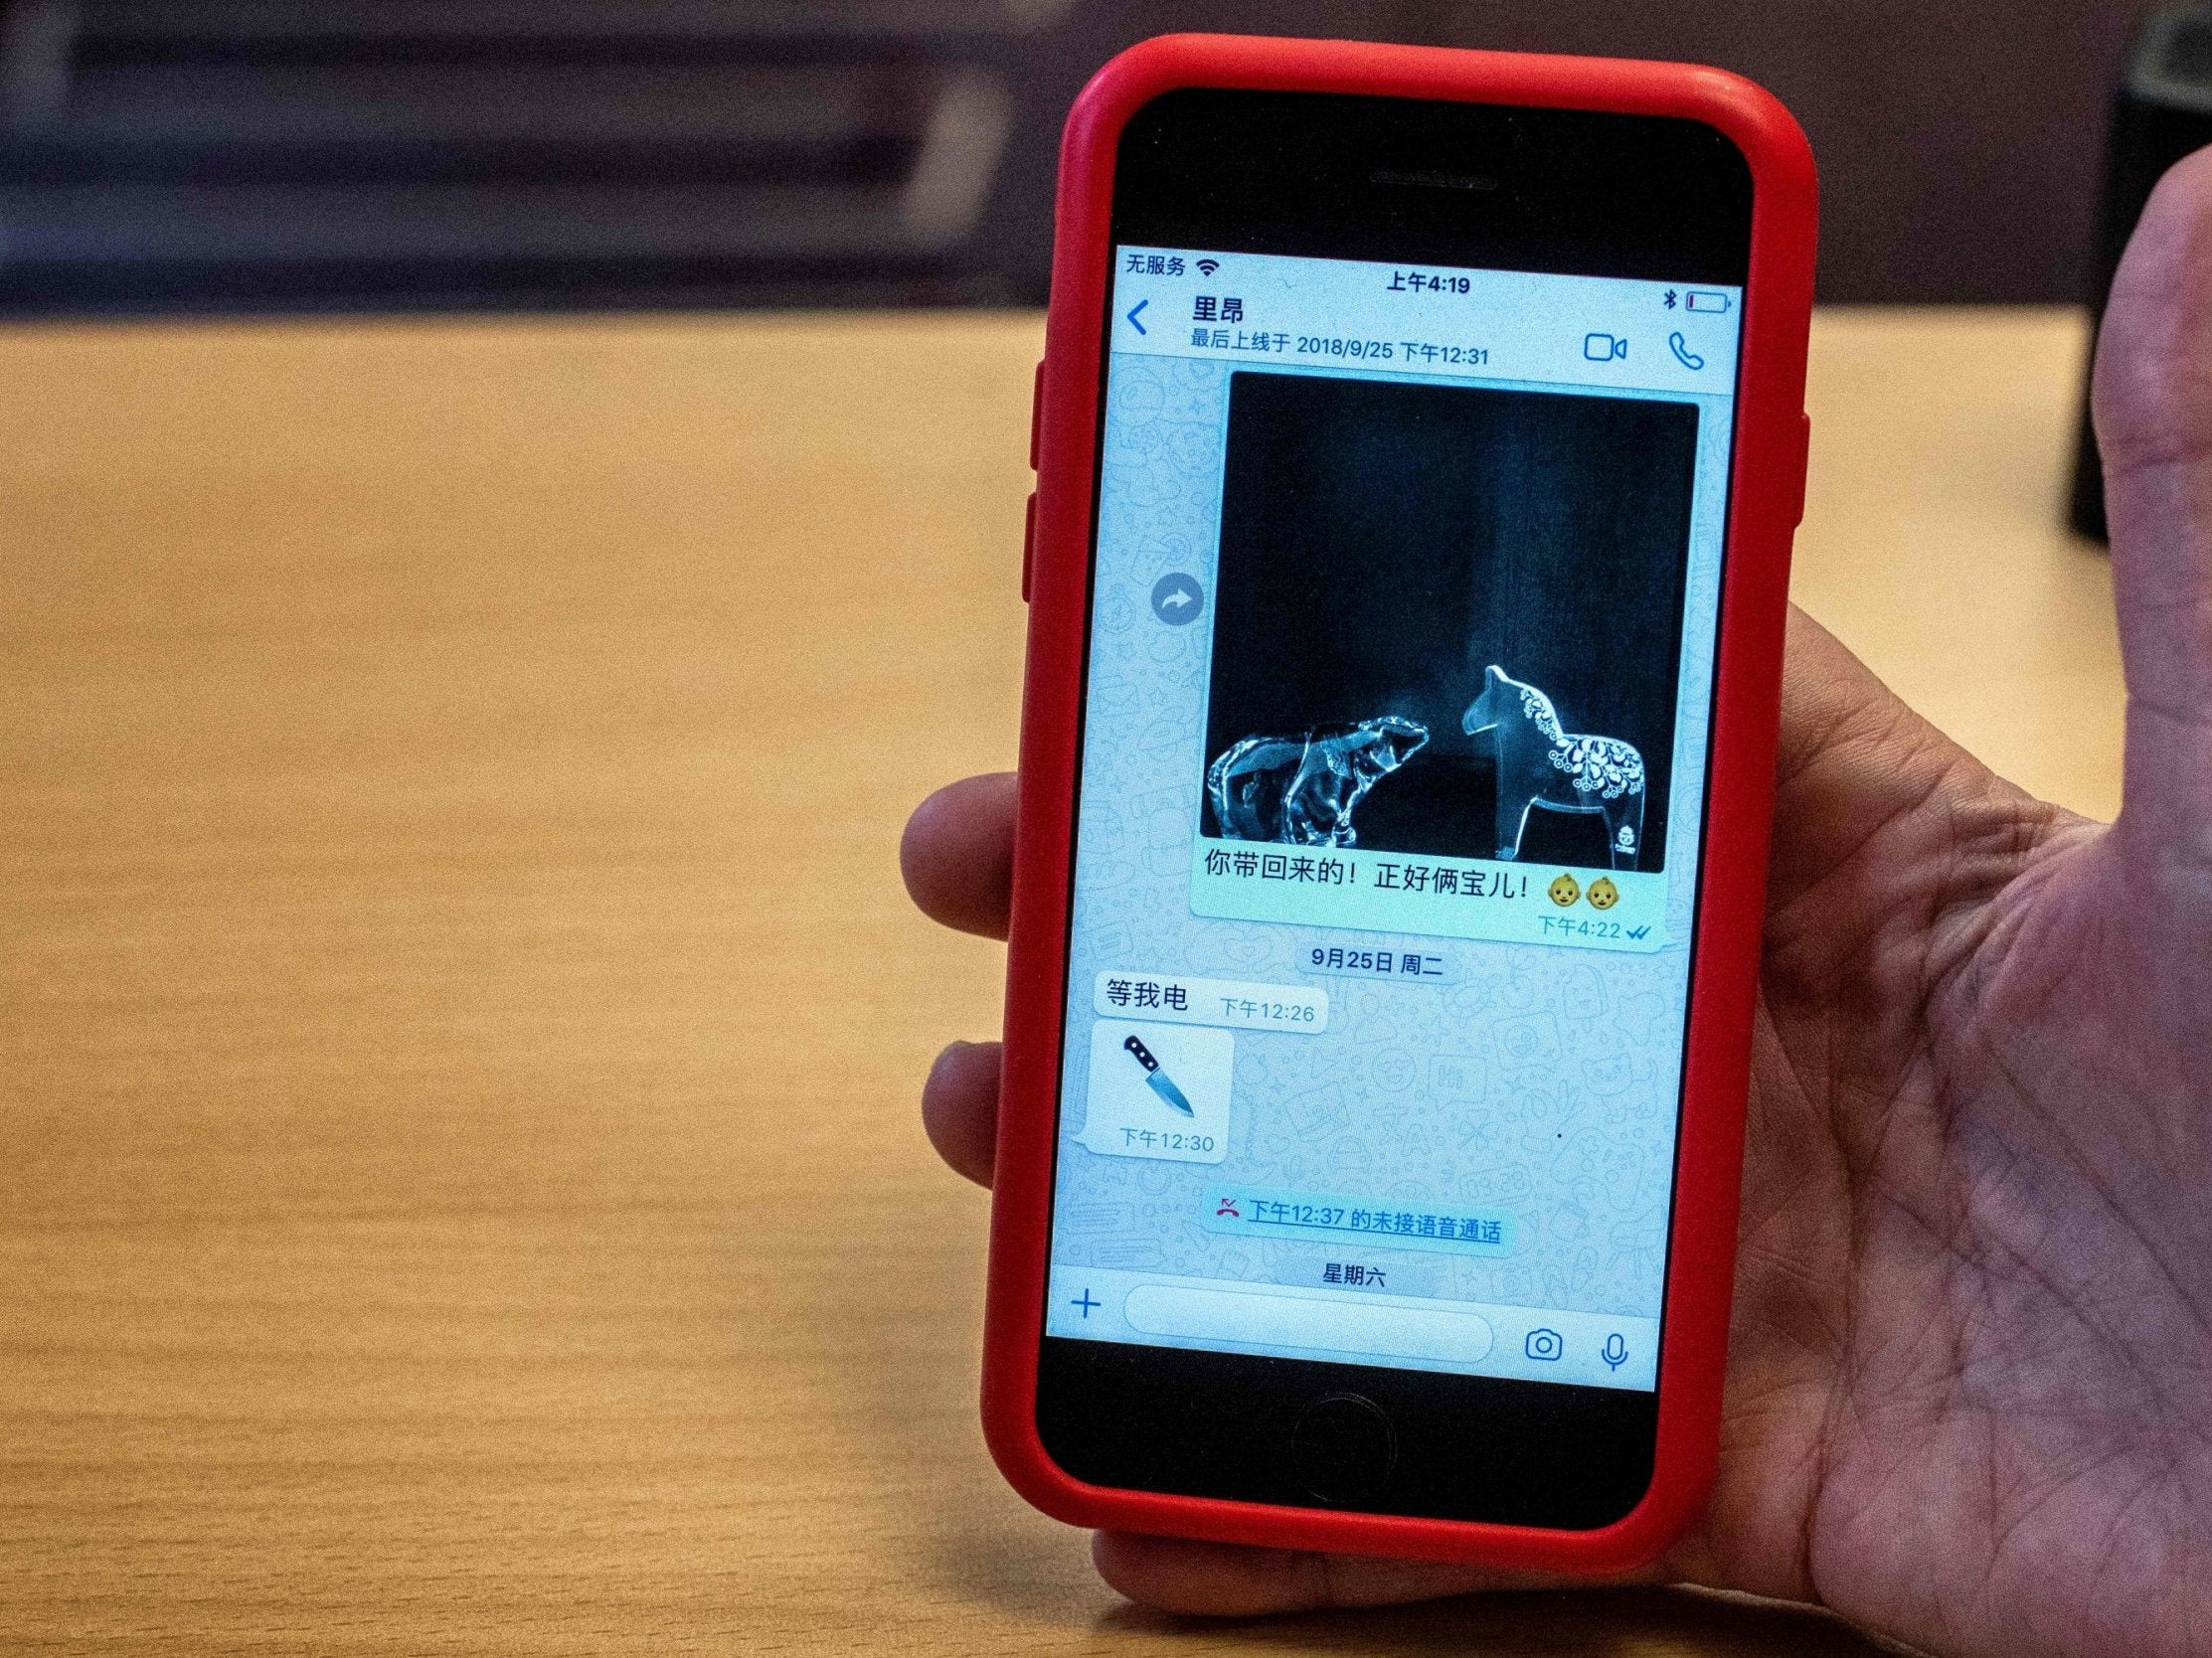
[1602,1333,1628,1371]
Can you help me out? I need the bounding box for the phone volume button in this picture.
[1022,490,1038,603]
[1793,413,1812,527]
[1029,360,1045,472]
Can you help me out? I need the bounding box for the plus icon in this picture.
[1071,1289,1102,1319]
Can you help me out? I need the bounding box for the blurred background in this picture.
[0,0,2161,316]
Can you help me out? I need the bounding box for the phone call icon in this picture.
[1667,331,1706,372]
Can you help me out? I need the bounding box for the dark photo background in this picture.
[1200,371,1698,868]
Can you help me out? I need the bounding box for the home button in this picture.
[1290,1394,1398,1505]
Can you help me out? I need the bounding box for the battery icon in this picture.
[1685,289,1732,313]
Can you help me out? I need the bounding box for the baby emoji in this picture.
[1587,877,1620,911]
[1547,872,1582,907]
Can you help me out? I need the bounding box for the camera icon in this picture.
[1523,1327,1564,1362]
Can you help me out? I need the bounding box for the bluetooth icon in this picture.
[1662,288,1680,310]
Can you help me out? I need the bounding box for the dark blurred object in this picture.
[2069,4,2212,540]
[1412,0,2147,308]
[0,0,2160,315]
[0,0,1053,312]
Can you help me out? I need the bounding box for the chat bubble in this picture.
[1190,839,1668,953]
[1093,971,1326,1032]
[1080,1018,1233,1163]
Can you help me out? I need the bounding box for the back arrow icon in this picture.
[1126,298,1148,335]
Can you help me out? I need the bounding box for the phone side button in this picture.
[1021,490,1038,602]
[1289,1394,1398,1506]
[1793,413,1812,526]
[1030,360,1045,471]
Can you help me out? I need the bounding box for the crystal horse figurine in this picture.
[1207,716,1429,847]
[1460,666,1646,870]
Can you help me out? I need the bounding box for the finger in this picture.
[1094,1533,1484,1614]
[1092,1531,1664,1616]
[1775,605,1912,789]
[1766,607,1976,910]
[922,1040,999,1187]
[900,773,1018,939]
[2093,144,2212,857]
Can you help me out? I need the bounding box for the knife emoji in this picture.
[1122,1034,1195,1116]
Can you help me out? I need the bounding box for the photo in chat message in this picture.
[1199,371,1697,874]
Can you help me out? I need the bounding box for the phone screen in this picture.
[1033,89,1756,1524]
[1049,242,1740,1390]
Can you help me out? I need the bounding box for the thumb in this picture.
[2093,144,2212,865]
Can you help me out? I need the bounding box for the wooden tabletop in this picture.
[0,306,2111,1654]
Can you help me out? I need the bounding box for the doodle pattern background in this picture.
[1049,351,1735,1328]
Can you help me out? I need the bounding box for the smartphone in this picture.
[988,34,1815,1573]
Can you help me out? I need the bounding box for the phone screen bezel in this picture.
[1032,85,1755,1533]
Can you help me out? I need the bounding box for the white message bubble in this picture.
[1092,971,1326,1033]
[1080,1018,1233,1163]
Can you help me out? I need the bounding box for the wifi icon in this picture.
[1195,258,1221,277]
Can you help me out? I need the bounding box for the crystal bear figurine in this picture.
[1206,715,1429,847]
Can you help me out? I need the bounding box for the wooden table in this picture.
[0,308,2112,1654]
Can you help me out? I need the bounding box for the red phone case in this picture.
[987,33,1816,1573]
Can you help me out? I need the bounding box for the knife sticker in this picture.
[1083,1021,1232,1163]
[1122,1033,1196,1116]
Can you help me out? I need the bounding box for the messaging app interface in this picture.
[1045,248,1745,1393]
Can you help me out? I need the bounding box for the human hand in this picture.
[899,151,2212,1658]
